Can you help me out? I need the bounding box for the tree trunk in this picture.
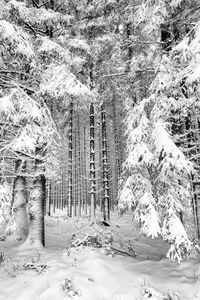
[12,160,28,241]
[25,158,46,247]
[101,103,110,222]
[68,102,73,217]
[77,114,82,217]
[90,103,96,220]
[83,125,88,215]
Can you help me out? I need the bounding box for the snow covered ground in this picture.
[0,211,199,300]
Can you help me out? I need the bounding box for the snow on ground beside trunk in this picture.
[0,211,199,300]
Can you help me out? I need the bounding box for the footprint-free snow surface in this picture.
[0,211,199,300]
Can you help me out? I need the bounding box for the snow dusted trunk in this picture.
[111,93,121,205]
[68,102,73,217]
[73,116,78,217]
[83,125,88,216]
[77,114,82,217]
[101,103,110,222]
[26,158,46,247]
[90,102,96,221]
[12,160,28,240]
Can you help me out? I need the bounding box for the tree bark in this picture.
[101,103,110,222]
[12,160,28,241]
[25,158,46,247]
[68,102,73,217]
[90,102,96,220]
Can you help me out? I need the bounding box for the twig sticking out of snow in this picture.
[60,278,81,298]
[141,286,181,300]
[22,262,47,273]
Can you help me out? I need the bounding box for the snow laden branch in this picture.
[0,87,60,179]
[119,1,200,263]
[7,0,72,33]
[0,182,16,235]
[119,101,195,263]
[0,20,34,59]
[40,64,95,107]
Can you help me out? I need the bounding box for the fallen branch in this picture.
[111,246,137,258]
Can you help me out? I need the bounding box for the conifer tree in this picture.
[119,0,200,261]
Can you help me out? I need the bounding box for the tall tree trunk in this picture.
[111,93,121,205]
[12,160,28,241]
[68,102,73,217]
[25,158,46,247]
[83,125,88,215]
[77,114,82,217]
[101,103,110,221]
[73,115,77,217]
[90,103,96,220]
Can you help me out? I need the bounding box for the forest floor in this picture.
[0,210,199,300]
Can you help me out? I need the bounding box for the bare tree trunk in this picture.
[68,102,73,217]
[111,93,121,205]
[12,160,28,241]
[77,114,82,217]
[73,115,77,217]
[90,103,96,221]
[83,125,88,215]
[25,158,46,247]
[46,180,51,216]
[101,103,110,222]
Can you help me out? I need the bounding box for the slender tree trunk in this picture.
[73,116,77,217]
[111,93,121,205]
[12,160,28,241]
[84,125,88,215]
[77,114,82,217]
[101,103,110,221]
[68,102,73,217]
[46,180,50,216]
[90,103,96,220]
[25,158,46,247]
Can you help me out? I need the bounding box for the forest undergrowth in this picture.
[0,211,199,300]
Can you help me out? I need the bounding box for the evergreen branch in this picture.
[40,1,49,9]
[31,0,49,9]
[100,68,154,78]
[31,0,39,8]
[0,70,29,77]
[22,20,37,36]
[54,1,65,12]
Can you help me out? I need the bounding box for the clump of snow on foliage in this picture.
[67,37,91,54]
[136,192,161,239]
[0,88,59,179]
[163,213,192,263]
[119,98,194,261]
[37,37,71,64]
[0,20,34,58]
[8,0,72,28]
[152,121,194,174]
[40,64,94,99]
[0,182,16,235]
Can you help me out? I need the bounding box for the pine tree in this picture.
[119,0,200,261]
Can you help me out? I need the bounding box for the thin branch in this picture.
[55,1,65,12]
[31,0,39,8]
[22,20,37,36]
[39,1,49,9]
[15,150,43,161]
